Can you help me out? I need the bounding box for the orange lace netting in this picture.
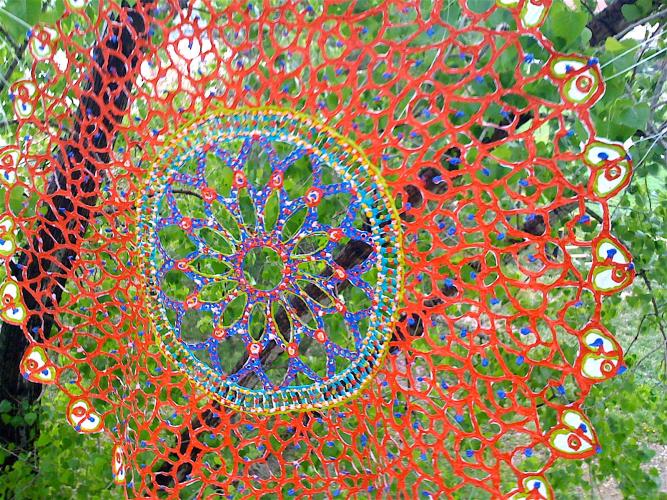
[1,0,634,497]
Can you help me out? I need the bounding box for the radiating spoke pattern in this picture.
[139,109,403,413]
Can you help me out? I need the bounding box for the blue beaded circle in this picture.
[138,108,403,414]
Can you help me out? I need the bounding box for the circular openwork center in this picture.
[243,246,284,291]
[139,108,403,414]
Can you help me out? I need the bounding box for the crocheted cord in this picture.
[2,0,633,497]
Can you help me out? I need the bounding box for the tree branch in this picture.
[0,24,20,53]
[637,270,667,376]
[588,0,664,46]
[0,35,28,97]
[616,7,667,40]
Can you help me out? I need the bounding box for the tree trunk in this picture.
[0,1,154,471]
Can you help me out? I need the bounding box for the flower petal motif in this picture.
[521,0,550,27]
[585,140,632,198]
[548,410,599,458]
[551,57,602,104]
[590,237,635,293]
[578,327,623,381]
[0,146,18,186]
[64,0,85,9]
[66,399,103,434]
[29,27,58,61]
[0,279,26,325]
[10,81,37,120]
[508,475,554,500]
[20,345,57,384]
[112,444,126,485]
[0,216,16,257]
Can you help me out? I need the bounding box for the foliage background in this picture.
[0,0,665,498]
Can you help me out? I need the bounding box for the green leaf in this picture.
[0,400,11,413]
[0,0,42,40]
[604,37,628,53]
[617,100,650,132]
[40,0,65,24]
[35,432,51,447]
[622,0,653,22]
[621,3,642,22]
[544,2,588,49]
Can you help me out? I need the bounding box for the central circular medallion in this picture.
[243,246,284,291]
[138,108,403,414]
